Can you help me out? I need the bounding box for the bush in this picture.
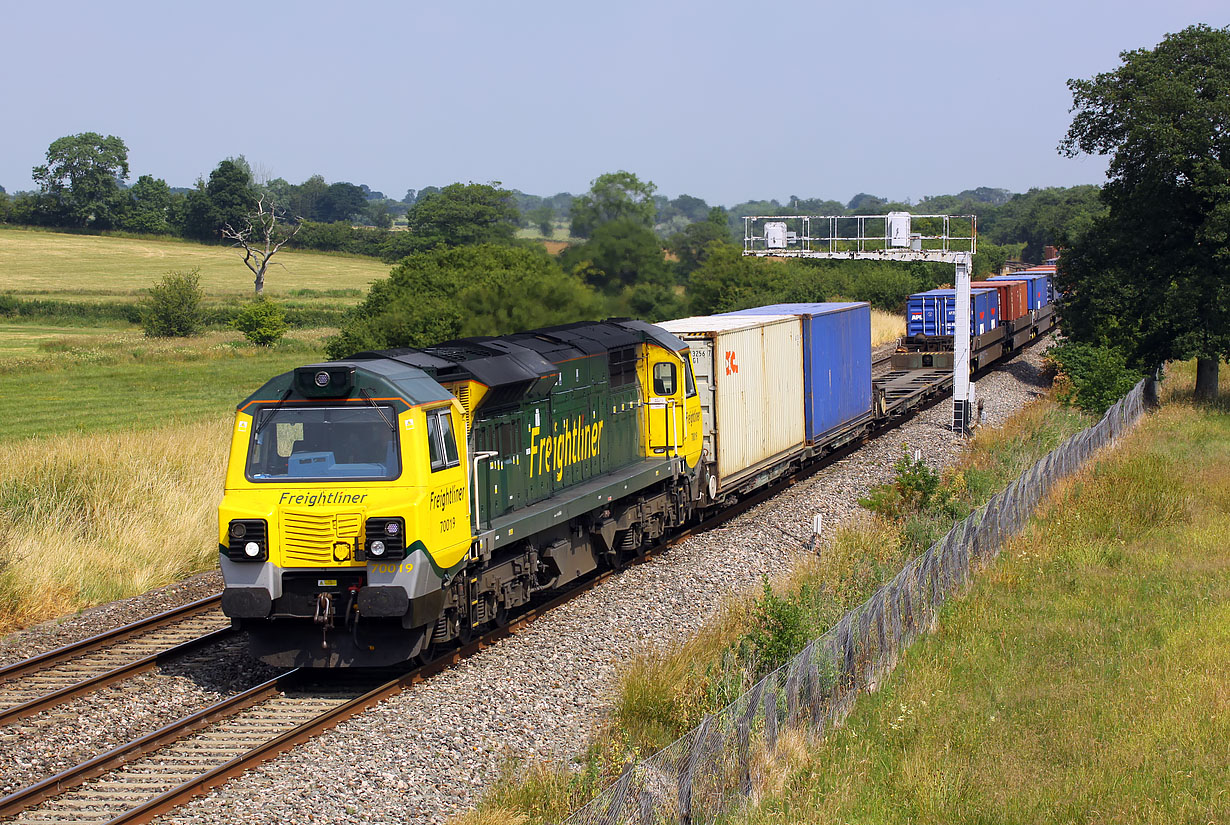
[139,269,204,337]
[1045,342,1142,414]
[859,446,945,520]
[231,297,289,346]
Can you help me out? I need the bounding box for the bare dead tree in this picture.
[221,196,301,296]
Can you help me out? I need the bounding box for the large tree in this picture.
[1059,24,1230,399]
[32,132,129,228]
[569,171,656,238]
[324,244,600,358]
[180,160,256,240]
[405,182,519,247]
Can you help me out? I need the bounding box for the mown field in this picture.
[0,226,387,305]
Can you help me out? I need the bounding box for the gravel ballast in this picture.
[141,343,1054,825]
[0,572,223,668]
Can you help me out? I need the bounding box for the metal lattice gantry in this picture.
[743,212,976,263]
[741,212,979,433]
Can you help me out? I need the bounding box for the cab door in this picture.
[645,347,686,457]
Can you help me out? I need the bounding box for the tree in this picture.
[1059,24,1230,400]
[559,218,671,294]
[120,175,174,234]
[324,244,601,358]
[319,182,367,223]
[668,220,733,277]
[221,196,302,295]
[405,182,519,246]
[526,205,554,237]
[181,160,256,240]
[31,132,130,228]
[569,171,657,238]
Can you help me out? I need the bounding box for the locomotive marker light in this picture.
[742,211,978,434]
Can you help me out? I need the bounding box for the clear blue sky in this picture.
[1,0,1223,206]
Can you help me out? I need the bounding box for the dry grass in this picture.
[0,226,388,303]
[870,308,903,347]
[0,418,230,632]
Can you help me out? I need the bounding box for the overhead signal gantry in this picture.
[742,212,978,433]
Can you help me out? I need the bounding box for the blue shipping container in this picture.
[721,302,872,443]
[906,289,999,337]
[988,272,1051,310]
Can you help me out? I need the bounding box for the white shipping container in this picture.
[658,314,805,488]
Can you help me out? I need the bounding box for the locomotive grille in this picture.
[281,510,363,565]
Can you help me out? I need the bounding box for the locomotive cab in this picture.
[219,362,472,667]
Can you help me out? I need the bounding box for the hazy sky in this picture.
[1,1,1223,206]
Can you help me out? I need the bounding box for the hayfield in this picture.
[0,226,388,304]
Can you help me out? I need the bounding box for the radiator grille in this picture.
[280,510,363,565]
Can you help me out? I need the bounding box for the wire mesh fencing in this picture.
[561,376,1156,825]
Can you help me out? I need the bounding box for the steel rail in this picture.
[0,626,236,727]
[0,594,223,684]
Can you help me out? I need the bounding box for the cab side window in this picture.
[426,409,460,471]
[683,358,697,397]
[653,362,677,396]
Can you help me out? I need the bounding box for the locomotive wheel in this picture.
[493,602,510,629]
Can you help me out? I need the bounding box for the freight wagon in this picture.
[720,302,873,443]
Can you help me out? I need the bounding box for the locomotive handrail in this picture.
[471,450,499,535]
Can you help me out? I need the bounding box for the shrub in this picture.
[139,269,204,337]
[231,297,289,346]
[1045,341,1142,414]
[859,446,944,520]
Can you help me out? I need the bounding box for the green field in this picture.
[0,325,329,440]
[0,226,389,304]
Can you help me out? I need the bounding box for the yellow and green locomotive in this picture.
[218,320,704,666]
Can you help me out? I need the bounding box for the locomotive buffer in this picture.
[742,212,979,433]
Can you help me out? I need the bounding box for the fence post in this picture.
[678,715,712,825]
[764,682,778,752]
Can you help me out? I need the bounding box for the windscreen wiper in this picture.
[254,388,294,436]
[359,388,395,431]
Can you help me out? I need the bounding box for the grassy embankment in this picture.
[718,361,1229,825]
[459,386,1096,824]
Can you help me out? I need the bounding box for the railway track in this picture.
[0,337,1043,824]
[0,464,820,824]
[0,597,233,727]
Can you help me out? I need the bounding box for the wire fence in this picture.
[561,375,1157,825]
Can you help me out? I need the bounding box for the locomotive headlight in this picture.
[314,371,331,388]
[243,541,262,558]
[369,540,387,557]
[384,521,400,536]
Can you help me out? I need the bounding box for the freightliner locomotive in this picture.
[219,290,1052,668]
